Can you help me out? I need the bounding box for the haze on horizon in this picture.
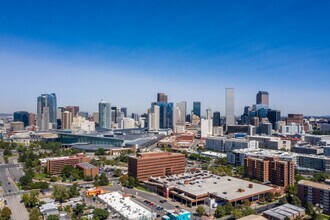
[0,1,330,116]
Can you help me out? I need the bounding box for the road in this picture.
[0,155,28,220]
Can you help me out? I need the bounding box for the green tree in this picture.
[61,165,75,179]
[50,176,58,182]
[306,202,315,216]
[29,207,42,220]
[128,176,139,188]
[21,192,39,208]
[232,209,243,219]
[25,168,35,178]
[242,206,255,216]
[243,199,251,207]
[279,197,288,205]
[52,185,69,203]
[95,148,105,155]
[69,184,80,198]
[224,203,234,215]
[214,206,226,218]
[98,173,109,186]
[94,175,99,187]
[19,175,33,189]
[93,208,109,220]
[0,206,12,220]
[113,169,122,177]
[47,215,59,220]
[73,203,85,217]
[196,206,205,216]
[275,192,281,199]
[265,192,275,202]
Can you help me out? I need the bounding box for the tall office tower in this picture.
[256,91,269,106]
[61,111,72,129]
[99,100,111,129]
[14,111,29,127]
[213,112,221,126]
[64,106,79,117]
[225,88,235,126]
[244,106,252,115]
[153,102,173,129]
[131,113,139,121]
[57,107,64,129]
[148,104,160,131]
[157,93,168,103]
[78,111,88,119]
[120,107,127,117]
[37,93,57,130]
[93,112,99,124]
[193,101,201,118]
[267,110,281,129]
[29,113,35,126]
[206,108,212,120]
[206,108,213,136]
[176,101,187,123]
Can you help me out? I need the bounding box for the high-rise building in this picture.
[176,101,186,123]
[93,112,99,124]
[29,113,35,126]
[226,88,235,126]
[64,106,79,117]
[120,107,127,117]
[99,100,111,129]
[287,114,304,125]
[244,157,295,188]
[256,91,269,106]
[154,102,173,129]
[267,110,281,129]
[128,152,185,181]
[13,111,29,127]
[258,122,272,136]
[193,101,201,118]
[148,104,160,131]
[37,93,57,130]
[213,112,221,127]
[157,93,168,103]
[61,111,72,129]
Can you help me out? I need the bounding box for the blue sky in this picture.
[0,1,330,116]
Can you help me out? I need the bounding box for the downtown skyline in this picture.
[1,1,330,116]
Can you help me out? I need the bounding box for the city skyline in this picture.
[1,1,330,116]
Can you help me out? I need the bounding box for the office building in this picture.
[78,111,88,119]
[64,106,79,118]
[99,100,111,129]
[192,101,201,118]
[176,101,187,123]
[72,116,95,132]
[76,162,99,177]
[205,137,258,152]
[263,204,305,220]
[298,180,330,214]
[128,152,185,181]
[226,88,235,126]
[120,107,127,117]
[10,121,24,131]
[280,123,304,134]
[267,110,281,130]
[157,93,168,103]
[154,102,174,129]
[244,157,295,187]
[200,118,212,138]
[45,154,90,174]
[292,143,323,155]
[14,111,29,127]
[213,111,221,126]
[29,113,35,126]
[148,104,160,131]
[258,122,272,136]
[256,91,269,106]
[61,111,72,129]
[287,114,304,125]
[93,112,99,124]
[37,93,57,130]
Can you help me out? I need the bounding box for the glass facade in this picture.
[14,111,29,127]
[193,101,201,118]
[37,93,57,130]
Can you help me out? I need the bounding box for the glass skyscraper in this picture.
[99,100,111,129]
[193,101,201,118]
[37,93,57,130]
[14,111,29,127]
[153,102,174,129]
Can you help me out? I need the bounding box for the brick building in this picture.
[244,156,295,187]
[287,114,304,125]
[128,152,185,181]
[46,154,90,174]
[298,180,330,215]
[76,162,99,177]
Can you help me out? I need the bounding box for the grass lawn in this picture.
[135,185,152,193]
[34,173,48,180]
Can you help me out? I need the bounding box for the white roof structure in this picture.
[98,192,154,220]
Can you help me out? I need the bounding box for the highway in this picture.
[0,155,29,220]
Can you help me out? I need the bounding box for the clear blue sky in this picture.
[0,1,330,116]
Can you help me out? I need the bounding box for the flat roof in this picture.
[238,215,267,220]
[98,192,154,220]
[298,180,330,190]
[149,173,274,202]
[130,152,184,159]
[263,204,305,220]
[77,162,96,169]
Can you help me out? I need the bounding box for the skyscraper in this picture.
[99,100,111,129]
[61,111,72,129]
[154,102,173,129]
[121,107,127,117]
[14,111,29,127]
[256,91,269,106]
[176,101,187,123]
[148,104,160,131]
[226,88,235,126]
[64,106,80,117]
[193,101,201,118]
[37,93,57,130]
[157,93,168,103]
[213,112,221,127]
[267,110,281,129]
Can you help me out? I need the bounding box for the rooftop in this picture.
[98,192,154,220]
[298,180,330,190]
[77,162,97,169]
[263,204,305,220]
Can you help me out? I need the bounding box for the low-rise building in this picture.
[263,204,305,220]
[43,154,90,174]
[76,162,98,177]
[39,202,59,218]
[292,143,323,155]
[162,209,191,220]
[205,137,258,152]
